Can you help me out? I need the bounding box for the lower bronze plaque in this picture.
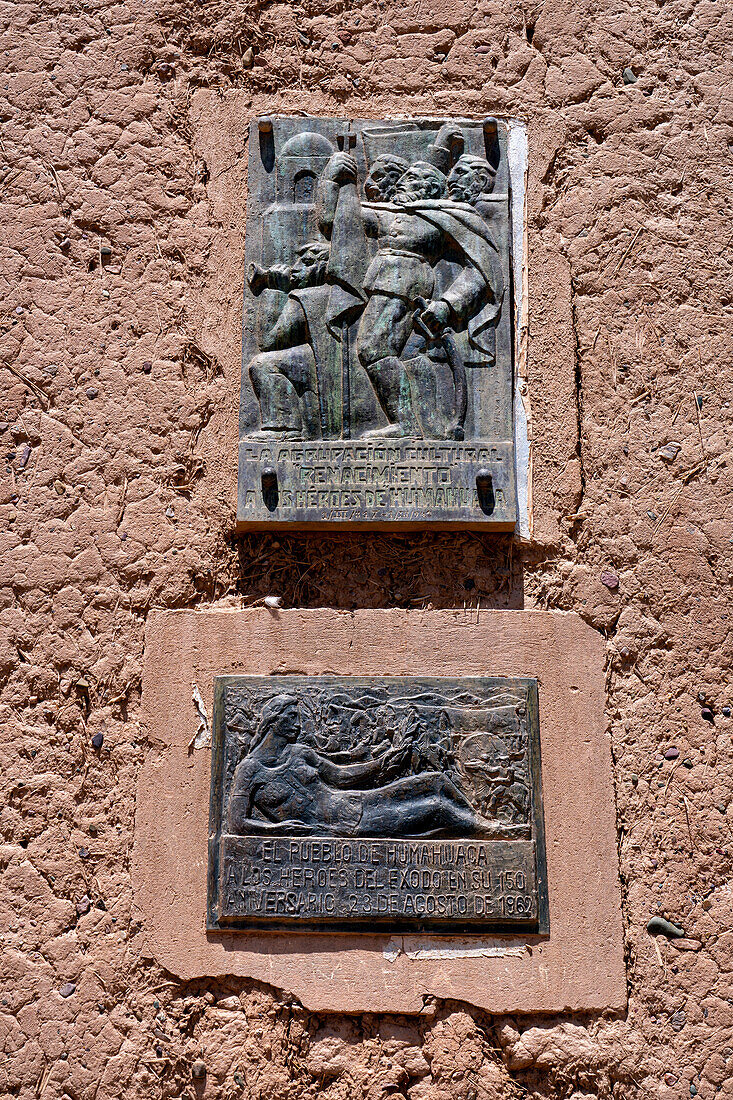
[207,676,548,933]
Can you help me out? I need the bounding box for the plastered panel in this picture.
[133,609,625,1015]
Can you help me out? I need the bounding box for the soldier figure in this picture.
[319,151,503,437]
[247,239,331,440]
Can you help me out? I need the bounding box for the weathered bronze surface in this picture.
[207,677,548,933]
[237,117,517,530]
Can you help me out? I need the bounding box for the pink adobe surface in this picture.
[1,0,732,1094]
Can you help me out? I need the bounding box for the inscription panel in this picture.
[238,440,515,526]
[208,677,548,933]
[237,116,518,530]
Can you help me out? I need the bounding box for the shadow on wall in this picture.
[228,532,525,610]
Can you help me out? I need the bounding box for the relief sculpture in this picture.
[238,117,519,529]
[208,677,548,933]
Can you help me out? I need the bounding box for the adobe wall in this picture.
[1,0,731,1098]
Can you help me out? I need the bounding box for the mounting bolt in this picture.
[258,117,273,133]
[476,468,495,516]
[261,466,279,512]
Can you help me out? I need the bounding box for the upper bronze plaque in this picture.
[207,676,548,934]
[238,117,517,530]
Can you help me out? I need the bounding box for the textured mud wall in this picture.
[1,0,732,1098]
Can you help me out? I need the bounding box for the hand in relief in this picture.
[382,740,412,776]
[325,151,358,186]
[247,262,266,294]
[418,299,452,336]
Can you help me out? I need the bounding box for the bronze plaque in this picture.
[207,677,548,933]
[237,116,517,530]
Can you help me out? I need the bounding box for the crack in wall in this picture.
[569,276,588,518]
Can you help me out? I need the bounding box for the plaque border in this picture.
[206,675,549,936]
[236,115,521,533]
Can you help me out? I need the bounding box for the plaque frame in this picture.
[236,115,522,532]
[207,675,549,935]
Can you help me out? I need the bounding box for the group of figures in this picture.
[244,120,508,443]
[220,679,532,840]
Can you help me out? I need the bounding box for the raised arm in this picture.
[316,152,379,239]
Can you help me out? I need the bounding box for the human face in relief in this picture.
[447,162,489,203]
[392,165,444,205]
[290,243,326,289]
[267,700,301,743]
[364,161,401,201]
